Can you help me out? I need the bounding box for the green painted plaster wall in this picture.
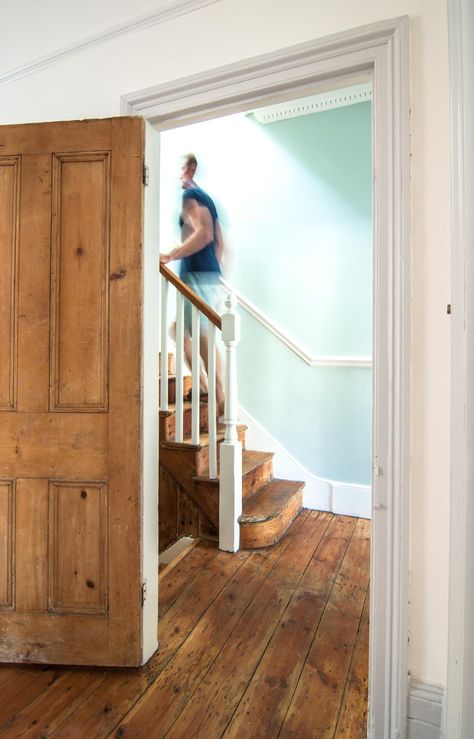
[160,99,372,485]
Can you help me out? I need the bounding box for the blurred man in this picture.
[160,153,225,416]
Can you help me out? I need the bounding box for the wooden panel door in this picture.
[0,118,152,666]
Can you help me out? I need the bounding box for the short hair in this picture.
[183,153,197,170]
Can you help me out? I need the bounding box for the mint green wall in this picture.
[239,316,372,484]
[160,100,372,485]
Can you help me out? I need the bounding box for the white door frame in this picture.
[123,17,411,737]
[446,0,474,736]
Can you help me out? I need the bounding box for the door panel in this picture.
[49,480,108,614]
[0,156,20,411]
[0,118,147,666]
[15,479,48,611]
[50,151,110,411]
[0,480,14,609]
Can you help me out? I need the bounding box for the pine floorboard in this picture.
[0,510,370,738]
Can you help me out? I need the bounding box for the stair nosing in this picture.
[193,449,274,484]
[239,479,305,524]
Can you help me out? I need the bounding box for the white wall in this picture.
[0,0,451,688]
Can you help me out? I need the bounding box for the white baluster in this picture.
[207,321,217,479]
[219,293,242,552]
[191,306,200,445]
[175,291,184,443]
[160,276,169,412]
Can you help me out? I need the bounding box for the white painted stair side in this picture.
[238,405,371,520]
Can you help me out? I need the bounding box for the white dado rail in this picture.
[219,278,372,369]
[160,264,242,552]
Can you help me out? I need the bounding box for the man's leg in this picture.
[169,321,208,392]
[199,333,225,417]
[184,329,208,393]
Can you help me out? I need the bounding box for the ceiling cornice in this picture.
[0,0,221,87]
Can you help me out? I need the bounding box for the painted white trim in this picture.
[220,293,242,552]
[220,277,372,368]
[0,0,221,87]
[141,122,160,662]
[121,17,408,127]
[159,536,194,565]
[239,405,371,519]
[446,1,474,737]
[369,18,411,739]
[250,82,372,124]
[408,682,444,739]
[124,19,411,736]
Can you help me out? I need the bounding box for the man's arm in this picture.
[214,219,225,265]
[160,199,213,264]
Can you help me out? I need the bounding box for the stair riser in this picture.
[193,453,273,502]
[194,427,247,476]
[242,458,274,499]
[158,352,174,376]
[239,488,303,549]
[161,427,246,486]
[160,405,209,441]
[159,375,193,405]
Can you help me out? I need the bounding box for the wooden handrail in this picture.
[159,262,222,330]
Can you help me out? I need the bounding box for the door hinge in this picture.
[141,580,147,606]
[143,164,149,187]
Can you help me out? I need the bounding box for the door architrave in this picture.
[122,17,411,737]
[446,0,474,736]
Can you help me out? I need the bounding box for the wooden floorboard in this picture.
[223,514,356,739]
[280,518,370,739]
[334,585,370,739]
[0,510,370,738]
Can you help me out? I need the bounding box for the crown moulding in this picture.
[249,82,372,123]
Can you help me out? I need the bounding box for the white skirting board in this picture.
[407,681,444,739]
[238,406,371,519]
[159,536,194,565]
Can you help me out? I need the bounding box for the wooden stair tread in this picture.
[240,479,305,523]
[161,425,247,451]
[159,400,200,418]
[194,449,274,483]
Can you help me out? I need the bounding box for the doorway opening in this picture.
[156,79,373,733]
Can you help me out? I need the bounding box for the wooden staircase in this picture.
[159,365,304,551]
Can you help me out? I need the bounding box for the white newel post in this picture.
[219,293,242,552]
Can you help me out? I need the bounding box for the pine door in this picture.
[0,117,153,666]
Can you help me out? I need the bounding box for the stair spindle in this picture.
[175,292,184,443]
[160,276,169,412]
[191,306,200,445]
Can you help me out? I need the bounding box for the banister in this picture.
[159,262,222,330]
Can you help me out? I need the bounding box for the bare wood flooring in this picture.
[0,510,370,738]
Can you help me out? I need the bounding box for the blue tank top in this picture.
[179,187,221,277]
